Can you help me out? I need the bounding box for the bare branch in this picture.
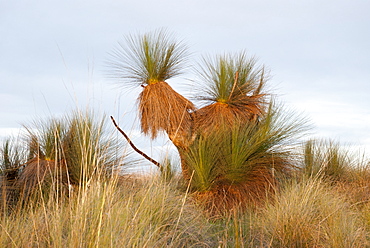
[110,116,162,169]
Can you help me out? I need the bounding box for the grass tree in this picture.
[16,110,121,202]
[109,29,195,149]
[110,31,309,213]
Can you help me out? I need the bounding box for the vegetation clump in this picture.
[1,111,122,206]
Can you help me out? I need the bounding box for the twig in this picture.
[110,116,162,168]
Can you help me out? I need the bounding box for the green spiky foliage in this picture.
[185,103,308,215]
[109,29,195,146]
[0,138,26,208]
[25,119,66,161]
[303,139,352,181]
[0,138,25,171]
[110,29,189,87]
[63,111,120,184]
[193,52,268,135]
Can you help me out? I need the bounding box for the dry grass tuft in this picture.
[333,164,370,208]
[256,178,368,247]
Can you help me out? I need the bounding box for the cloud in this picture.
[1,0,370,157]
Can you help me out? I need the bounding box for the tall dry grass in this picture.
[253,177,368,247]
[1,158,370,247]
[0,174,215,247]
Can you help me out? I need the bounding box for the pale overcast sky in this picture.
[1,1,370,157]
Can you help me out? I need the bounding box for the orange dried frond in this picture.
[194,167,276,217]
[138,81,195,146]
[193,102,253,135]
[17,157,68,200]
